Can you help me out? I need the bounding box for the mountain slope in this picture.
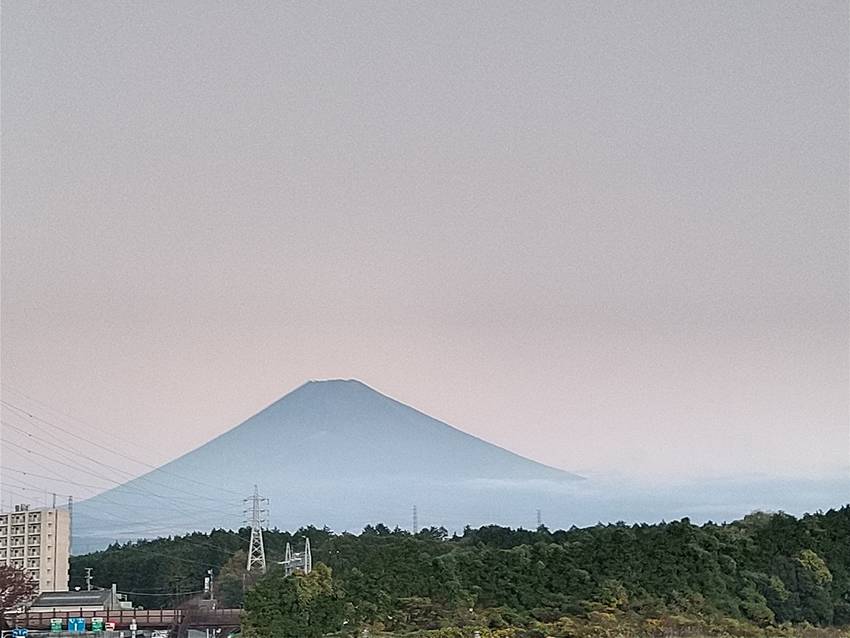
[169,379,578,481]
[74,380,580,550]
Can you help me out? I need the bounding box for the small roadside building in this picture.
[28,589,123,613]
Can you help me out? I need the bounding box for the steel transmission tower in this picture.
[245,485,269,573]
[281,537,312,576]
[303,537,312,574]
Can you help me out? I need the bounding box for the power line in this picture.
[0,460,243,524]
[1,466,137,492]
[0,481,65,511]
[1,470,240,534]
[2,487,42,508]
[0,471,248,555]
[0,477,74,500]
[3,418,170,487]
[1,417,238,506]
[1,434,146,494]
[0,391,244,497]
[98,543,223,568]
[0,437,242,515]
[75,511,245,557]
[80,504,246,560]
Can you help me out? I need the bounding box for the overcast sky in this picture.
[2,1,847,501]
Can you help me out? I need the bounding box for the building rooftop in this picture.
[31,590,114,609]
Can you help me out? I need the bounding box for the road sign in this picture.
[69,618,86,633]
[50,619,62,633]
[92,618,104,632]
[12,628,28,637]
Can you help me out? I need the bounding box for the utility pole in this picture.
[205,568,216,611]
[412,505,418,535]
[85,568,93,591]
[244,485,268,574]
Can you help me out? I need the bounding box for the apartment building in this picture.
[0,504,70,592]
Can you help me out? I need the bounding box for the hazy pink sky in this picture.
[2,1,847,500]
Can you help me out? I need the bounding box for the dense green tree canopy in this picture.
[71,506,850,631]
[242,563,344,638]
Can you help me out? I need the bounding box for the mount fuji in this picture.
[73,379,581,551]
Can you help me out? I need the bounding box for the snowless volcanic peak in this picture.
[73,379,581,551]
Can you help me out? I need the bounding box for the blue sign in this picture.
[68,618,86,633]
[12,628,28,637]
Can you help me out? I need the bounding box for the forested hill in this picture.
[71,506,850,631]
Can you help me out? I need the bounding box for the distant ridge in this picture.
[74,379,580,551]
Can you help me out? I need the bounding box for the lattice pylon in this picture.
[245,485,268,573]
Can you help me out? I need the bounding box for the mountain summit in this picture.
[209,379,578,481]
[74,380,581,550]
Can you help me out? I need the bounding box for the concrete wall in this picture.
[38,508,71,591]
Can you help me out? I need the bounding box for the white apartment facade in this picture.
[0,504,70,592]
